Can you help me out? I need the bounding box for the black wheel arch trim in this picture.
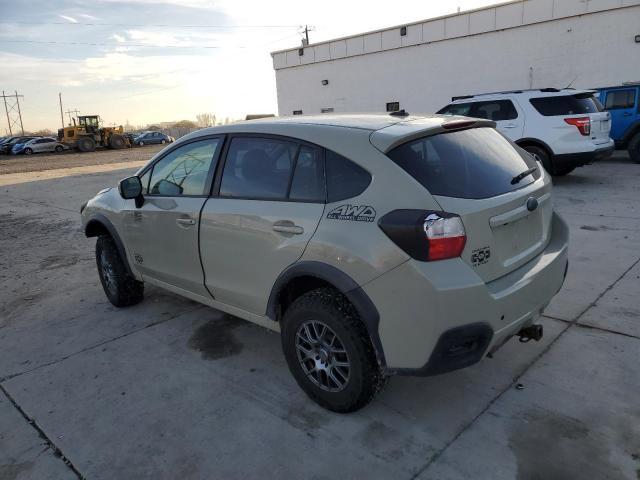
[515,137,554,156]
[84,213,135,276]
[267,261,387,369]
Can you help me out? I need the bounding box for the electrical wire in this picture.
[0,39,225,49]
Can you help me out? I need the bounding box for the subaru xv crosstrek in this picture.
[81,114,569,412]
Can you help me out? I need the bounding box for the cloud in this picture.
[58,14,78,23]
[78,13,99,20]
[112,33,126,43]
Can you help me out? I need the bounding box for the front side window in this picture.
[438,103,472,116]
[148,138,220,196]
[387,127,538,200]
[220,137,297,200]
[605,90,636,110]
[530,94,601,116]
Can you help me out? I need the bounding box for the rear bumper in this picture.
[554,143,614,169]
[364,211,569,375]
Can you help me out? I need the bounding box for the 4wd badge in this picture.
[327,205,377,222]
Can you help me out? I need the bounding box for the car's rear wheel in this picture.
[629,133,640,164]
[161,139,166,145]
[139,141,145,146]
[54,145,64,153]
[96,235,144,307]
[24,148,32,155]
[281,288,385,413]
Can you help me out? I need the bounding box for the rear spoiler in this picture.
[370,118,496,153]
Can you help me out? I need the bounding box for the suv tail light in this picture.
[378,210,466,262]
[564,117,591,136]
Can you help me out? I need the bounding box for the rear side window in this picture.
[326,151,371,203]
[387,128,538,200]
[472,100,518,121]
[220,137,297,200]
[604,90,636,110]
[289,146,325,202]
[530,94,601,116]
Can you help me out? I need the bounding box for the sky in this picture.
[0,0,507,132]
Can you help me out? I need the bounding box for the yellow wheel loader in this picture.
[57,115,130,152]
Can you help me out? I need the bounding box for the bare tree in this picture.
[196,113,216,128]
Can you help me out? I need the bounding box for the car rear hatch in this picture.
[529,91,611,147]
[381,123,553,283]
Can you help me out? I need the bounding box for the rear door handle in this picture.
[176,217,197,227]
[273,220,304,235]
[502,124,518,129]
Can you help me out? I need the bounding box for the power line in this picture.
[0,39,226,49]
[3,21,300,29]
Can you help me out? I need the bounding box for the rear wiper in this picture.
[511,167,537,185]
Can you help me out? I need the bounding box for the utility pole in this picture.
[59,93,65,129]
[1,91,25,136]
[65,108,80,125]
[301,25,314,46]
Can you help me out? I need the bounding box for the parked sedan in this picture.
[1,136,37,154]
[12,137,66,155]
[134,132,174,146]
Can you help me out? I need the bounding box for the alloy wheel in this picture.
[295,320,351,392]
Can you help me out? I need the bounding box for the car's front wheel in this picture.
[281,288,385,413]
[24,148,32,155]
[54,145,63,153]
[139,141,145,146]
[96,235,144,307]
[161,139,166,145]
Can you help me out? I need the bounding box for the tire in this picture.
[54,145,63,153]
[109,134,125,149]
[522,145,552,173]
[24,148,32,155]
[551,166,575,176]
[629,133,640,164]
[77,136,96,152]
[161,139,166,145]
[281,288,385,413]
[95,235,144,308]
[139,141,145,146]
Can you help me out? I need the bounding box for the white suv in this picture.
[438,88,614,176]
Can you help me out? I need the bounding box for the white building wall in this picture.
[272,1,640,115]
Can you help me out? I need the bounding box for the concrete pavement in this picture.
[1,152,638,479]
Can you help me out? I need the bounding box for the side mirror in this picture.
[118,176,142,199]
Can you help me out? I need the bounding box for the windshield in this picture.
[387,127,539,199]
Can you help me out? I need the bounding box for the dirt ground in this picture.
[0,145,164,175]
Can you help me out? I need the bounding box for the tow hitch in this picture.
[518,324,544,343]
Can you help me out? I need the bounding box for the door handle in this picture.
[623,112,632,117]
[273,221,304,235]
[502,124,518,129]
[176,217,197,227]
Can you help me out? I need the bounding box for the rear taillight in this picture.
[378,210,466,262]
[423,213,466,261]
[564,117,591,136]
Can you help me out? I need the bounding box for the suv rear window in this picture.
[387,127,538,200]
[529,94,601,116]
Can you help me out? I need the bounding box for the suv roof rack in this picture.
[451,88,577,102]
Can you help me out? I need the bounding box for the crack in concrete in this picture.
[544,314,640,341]
[0,385,85,480]
[0,304,205,383]
[409,255,640,480]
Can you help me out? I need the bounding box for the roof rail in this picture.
[451,87,582,101]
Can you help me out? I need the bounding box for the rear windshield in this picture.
[387,128,538,200]
[529,94,601,116]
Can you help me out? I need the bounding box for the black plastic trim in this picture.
[84,214,134,276]
[554,145,614,168]
[394,322,493,377]
[266,261,387,368]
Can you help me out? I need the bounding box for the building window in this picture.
[386,102,400,112]
[293,110,303,115]
[298,48,304,56]
[321,108,334,113]
[400,26,407,36]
